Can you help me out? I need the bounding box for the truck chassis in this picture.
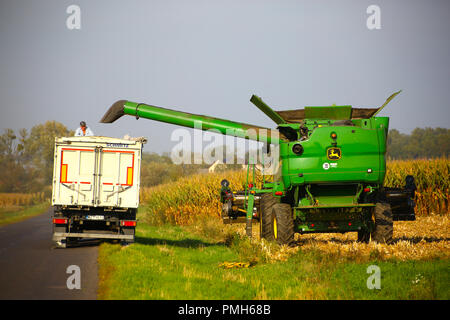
[52,206,137,248]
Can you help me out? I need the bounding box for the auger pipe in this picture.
[250,95,287,125]
[100,100,284,144]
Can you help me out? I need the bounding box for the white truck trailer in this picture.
[51,136,145,248]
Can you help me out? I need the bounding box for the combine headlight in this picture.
[292,143,304,155]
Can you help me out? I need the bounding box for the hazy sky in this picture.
[1,0,449,154]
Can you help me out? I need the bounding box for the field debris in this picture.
[219,262,251,269]
[225,215,449,263]
[294,215,449,261]
[258,239,299,263]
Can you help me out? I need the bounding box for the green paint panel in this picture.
[304,106,352,120]
[280,123,386,188]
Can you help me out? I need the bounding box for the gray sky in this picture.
[1,0,449,154]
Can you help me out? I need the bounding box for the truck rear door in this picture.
[58,147,97,206]
[96,148,139,208]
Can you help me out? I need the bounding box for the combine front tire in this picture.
[260,193,278,241]
[271,203,294,246]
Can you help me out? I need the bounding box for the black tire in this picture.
[371,202,393,244]
[53,238,67,248]
[357,229,370,243]
[259,193,278,241]
[52,222,67,248]
[120,227,135,245]
[271,203,295,245]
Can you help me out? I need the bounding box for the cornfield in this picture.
[141,158,449,225]
[385,158,449,216]
[0,192,47,207]
[140,170,249,225]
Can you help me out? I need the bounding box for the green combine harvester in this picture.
[101,91,416,245]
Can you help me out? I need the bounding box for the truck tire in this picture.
[120,227,135,246]
[259,193,277,241]
[371,202,394,244]
[52,222,68,248]
[271,203,295,246]
[53,238,67,248]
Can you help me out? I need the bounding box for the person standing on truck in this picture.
[75,121,94,136]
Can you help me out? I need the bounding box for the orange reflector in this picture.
[60,164,68,183]
[53,218,68,224]
[120,220,136,227]
[126,167,133,185]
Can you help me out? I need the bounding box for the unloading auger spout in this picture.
[100,99,284,145]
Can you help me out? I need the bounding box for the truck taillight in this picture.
[120,220,136,227]
[53,218,68,224]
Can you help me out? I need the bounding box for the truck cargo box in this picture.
[52,136,144,209]
[51,136,145,247]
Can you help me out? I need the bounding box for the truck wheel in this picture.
[259,193,277,241]
[52,224,67,248]
[120,227,135,246]
[53,238,67,248]
[271,203,295,246]
[371,202,393,244]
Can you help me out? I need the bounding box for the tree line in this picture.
[0,121,448,193]
[386,128,449,160]
[0,122,73,193]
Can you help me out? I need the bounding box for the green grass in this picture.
[98,222,449,300]
[0,202,50,226]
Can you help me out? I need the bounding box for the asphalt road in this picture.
[0,208,98,300]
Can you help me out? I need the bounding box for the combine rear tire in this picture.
[371,202,393,244]
[271,203,294,246]
[259,193,277,241]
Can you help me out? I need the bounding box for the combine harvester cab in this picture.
[100,91,416,246]
[51,136,146,248]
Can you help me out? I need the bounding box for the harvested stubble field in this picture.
[263,215,450,262]
[140,158,450,262]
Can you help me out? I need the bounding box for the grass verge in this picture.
[0,202,50,226]
[97,219,449,300]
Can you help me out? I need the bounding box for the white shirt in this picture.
[75,127,94,136]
